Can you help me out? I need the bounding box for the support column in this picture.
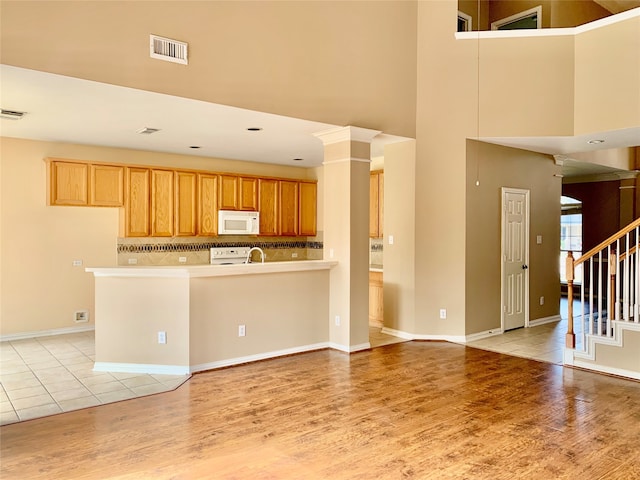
[314,126,380,352]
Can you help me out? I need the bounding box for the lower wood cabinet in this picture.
[369,271,384,327]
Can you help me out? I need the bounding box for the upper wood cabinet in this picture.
[219,175,259,211]
[370,171,384,238]
[124,167,150,237]
[198,173,218,236]
[258,178,279,236]
[219,174,239,210]
[49,161,89,206]
[279,180,299,236]
[239,177,258,211]
[151,170,174,237]
[299,181,317,236]
[175,171,197,237]
[90,164,124,207]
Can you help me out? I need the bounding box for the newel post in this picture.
[566,251,576,349]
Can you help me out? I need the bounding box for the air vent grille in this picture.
[150,35,188,65]
[1,109,26,120]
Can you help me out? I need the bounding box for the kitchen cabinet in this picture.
[175,171,197,236]
[369,270,384,327]
[219,175,258,211]
[299,181,317,236]
[239,177,258,211]
[124,167,150,237]
[370,171,384,238]
[90,164,124,207]
[49,161,89,206]
[219,174,239,210]
[198,173,218,236]
[151,169,174,237]
[279,180,299,236]
[258,178,279,236]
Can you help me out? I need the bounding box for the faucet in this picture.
[245,246,265,264]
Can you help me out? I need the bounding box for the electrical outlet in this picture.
[72,260,83,267]
[335,315,341,326]
[238,325,246,337]
[329,249,334,258]
[389,235,394,245]
[292,252,298,258]
[439,309,447,319]
[158,331,167,344]
[128,258,138,265]
[74,310,89,323]
[540,296,545,305]
[178,256,187,263]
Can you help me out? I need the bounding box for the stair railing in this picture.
[565,217,640,352]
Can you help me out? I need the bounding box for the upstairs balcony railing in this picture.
[565,217,640,351]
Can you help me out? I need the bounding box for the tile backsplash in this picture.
[118,234,323,266]
[370,238,383,267]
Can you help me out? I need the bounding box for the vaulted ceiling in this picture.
[594,0,640,14]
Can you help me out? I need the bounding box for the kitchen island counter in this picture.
[87,260,337,375]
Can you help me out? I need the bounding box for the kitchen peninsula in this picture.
[86,260,337,375]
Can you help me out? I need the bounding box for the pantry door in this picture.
[501,188,530,331]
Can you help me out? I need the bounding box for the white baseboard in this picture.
[381,327,467,343]
[380,327,414,340]
[463,328,504,343]
[329,342,371,353]
[529,315,561,327]
[190,342,330,373]
[565,356,640,381]
[93,362,190,375]
[1,324,95,342]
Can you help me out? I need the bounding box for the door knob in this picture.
[522,265,528,270]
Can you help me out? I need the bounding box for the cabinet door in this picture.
[151,170,174,237]
[299,181,317,236]
[239,177,258,211]
[219,174,239,210]
[90,164,124,206]
[50,161,88,206]
[125,167,150,237]
[369,172,380,238]
[198,174,218,236]
[175,171,197,236]
[279,180,299,236]
[258,178,279,236]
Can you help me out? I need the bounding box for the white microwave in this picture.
[218,210,260,235]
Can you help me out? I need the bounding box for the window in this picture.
[491,6,542,31]
[560,196,582,284]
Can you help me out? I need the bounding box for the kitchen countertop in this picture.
[87,260,338,278]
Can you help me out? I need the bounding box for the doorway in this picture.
[501,188,530,331]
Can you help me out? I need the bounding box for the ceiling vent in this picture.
[150,35,188,65]
[1,109,27,120]
[136,127,161,135]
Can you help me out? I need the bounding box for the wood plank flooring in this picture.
[2,342,640,479]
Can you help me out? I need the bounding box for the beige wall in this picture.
[382,140,416,333]
[0,137,318,336]
[465,142,562,334]
[0,0,417,138]
[574,16,640,135]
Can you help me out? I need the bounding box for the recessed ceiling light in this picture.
[587,139,604,144]
[136,127,161,135]
[246,127,263,131]
[293,158,304,162]
[189,146,201,149]
[1,109,27,120]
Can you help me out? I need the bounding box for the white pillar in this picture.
[314,126,380,352]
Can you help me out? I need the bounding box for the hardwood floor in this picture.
[2,342,640,479]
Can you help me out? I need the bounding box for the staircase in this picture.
[564,217,640,380]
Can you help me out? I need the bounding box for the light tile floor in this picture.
[369,326,408,348]
[0,331,189,426]
[464,298,583,364]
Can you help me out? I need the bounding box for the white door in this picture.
[501,188,530,331]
